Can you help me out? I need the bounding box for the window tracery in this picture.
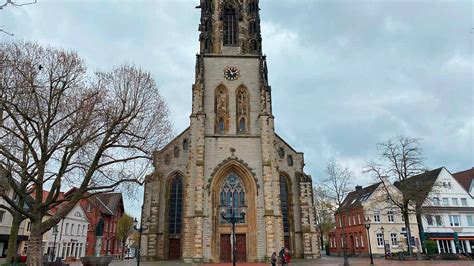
[169,174,183,235]
[223,5,238,46]
[280,175,291,247]
[220,172,246,224]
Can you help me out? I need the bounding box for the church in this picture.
[141,0,320,263]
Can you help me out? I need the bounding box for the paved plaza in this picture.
[84,256,472,266]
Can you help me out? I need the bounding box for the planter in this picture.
[80,256,114,266]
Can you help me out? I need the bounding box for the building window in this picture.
[287,155,293,166]
[174,146,180,158]
[183,139,189,150]
[387,211,395,223]
[238,118,246,133]
[452,198,458,206]
[376,233,384,247]
[220,172,246,224]
[355,235,359,248]
[348,217,352,226]
[426,215,433,226]
[432,197,440,205]
[65,223,69,235]
[374,211,381,223]
[435,215,443,226]
[360,233,364,247]
[169,174,183,235]
[449,215,461,226]
[467,215,474,226]
[71,224,74,235]
[27,221,31,232]
[442,198,449,206]
[86,204,91,212]
[358,214,361,224]
[77,226,80,236]
[280,175,290,235]
[223,5,238,46]
[461,198,468,207]
[390,233,398,246]
[353,215,356,225]
[278,147,285,159]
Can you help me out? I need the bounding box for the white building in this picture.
[47,203,89,261]
[0,176,29,258]
[404,167,474,254]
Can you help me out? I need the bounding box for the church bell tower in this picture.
[198,0,263,55]
[141,0,320,263]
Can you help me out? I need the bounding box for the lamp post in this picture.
[133,217,148,266]
[51,225,59,262]
[364,218,374,266]
[219,197,246,266]
[381,226,386,259]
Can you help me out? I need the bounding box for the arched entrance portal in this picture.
[211,162,257,262]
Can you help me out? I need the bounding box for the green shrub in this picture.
[424,240,437,255]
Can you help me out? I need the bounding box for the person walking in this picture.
[284,248,291,265]
[279,247,286,266]
[271,252,277,266]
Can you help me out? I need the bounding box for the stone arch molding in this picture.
[207,157,260,195]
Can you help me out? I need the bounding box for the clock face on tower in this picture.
[223,67,241,81]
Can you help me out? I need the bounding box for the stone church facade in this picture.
[141,0,320,263]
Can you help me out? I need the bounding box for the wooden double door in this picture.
[220,234,246,262]
[168,238,181,260]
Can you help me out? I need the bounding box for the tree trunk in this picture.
[26,219,44,266]
[6,213,21,262]
[320,234,324,250]
[403,209,413,257]
[122,240,126,259]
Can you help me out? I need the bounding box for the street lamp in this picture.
[381,226,386,259]
[51,225,59,262]
[219,197,246,266]
[364,217,374,266]
[133,217,148,266]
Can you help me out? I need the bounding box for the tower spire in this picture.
[198,0,262,55]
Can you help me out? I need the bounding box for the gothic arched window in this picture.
[169,175,183,235]
[223,6,238,46]
[183,139,189,150]
[287,155,294,166]
[220,172,246,224]
[280,175,291,247]
[239,118,246,133]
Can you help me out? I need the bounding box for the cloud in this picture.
[2,0,472,218]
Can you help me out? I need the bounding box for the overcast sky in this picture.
[2,0,473,219]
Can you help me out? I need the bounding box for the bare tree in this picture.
[364,135,425,257]
[321,158,352,266]
[313,185,336,250]
[0,41,172,265]
[0,0,38,36]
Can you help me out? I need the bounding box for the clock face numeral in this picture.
[224,67,241,81]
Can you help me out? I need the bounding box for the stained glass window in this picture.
[169,175,183,235]
[220,172,246,224]
[280,175,290,233]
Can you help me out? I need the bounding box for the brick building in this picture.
[80,193,124,257]
[141,0,320,263]
[329,183,420,257]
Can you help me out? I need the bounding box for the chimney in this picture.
[355,185,362,191]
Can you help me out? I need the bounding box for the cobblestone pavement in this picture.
[99,256,473,266]
[2,256,471,265]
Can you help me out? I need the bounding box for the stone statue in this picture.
[217,89,227,113]
[237,90,247,115]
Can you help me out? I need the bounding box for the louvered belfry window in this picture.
[223,6,238,46]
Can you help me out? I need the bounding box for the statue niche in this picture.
[215,85,229,134]
[236,86,250,133]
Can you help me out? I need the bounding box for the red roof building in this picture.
[79,193,125,257]
[453,167,474,196]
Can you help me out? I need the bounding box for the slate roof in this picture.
[94,193,124,216]
[393,167,443,206]
[452,167,474,193]
[336,182,381,213]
